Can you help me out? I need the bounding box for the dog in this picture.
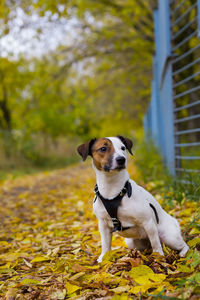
[77,136,189,262]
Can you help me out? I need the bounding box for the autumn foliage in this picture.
[0,158,199,299]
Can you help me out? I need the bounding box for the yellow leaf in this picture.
[0,253,27,262]
[5,288,17,300]
[21,238,31,244]
[102,250,119,262]
[133,273,166,285]
[0,241,9,246]
[130,284,149,294]
[70,272,85,281]
[31,256,50,263]
[177,264,194,273]
[148,273,166,282]
[189,228,200,235]
[188,237,200,247]
[0,268,15,274]
[128,265,167,295]
[179,208,193,217]
[0,263,10,269]
[130,280,174,295]
[128,265,153,278]
[111,294,128,300]
[20,278,42,285]
[110,285,130,293]
[65,282,80,295]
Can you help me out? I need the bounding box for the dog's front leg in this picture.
[143,219,164,255]
[97,219,112,263]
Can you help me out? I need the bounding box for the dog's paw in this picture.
[153,249,164,256]
[179,245,189,257]
[97,254,104,263]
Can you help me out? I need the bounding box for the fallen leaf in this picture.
[31,256,51,263]
[65,282,80,294]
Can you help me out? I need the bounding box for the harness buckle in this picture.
[111,218,120,225]
[120,187,126,196]
[94,185,98,193]
[111,218,123,232]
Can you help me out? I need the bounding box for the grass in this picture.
[134,139,200,204]
[0,134,80,181]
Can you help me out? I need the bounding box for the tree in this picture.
[0,0,156,145]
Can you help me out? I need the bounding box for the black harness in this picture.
[94,180,159,232]
[94,181,132,232]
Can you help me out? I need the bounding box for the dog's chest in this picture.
[93,195,148,239]
[93,195,136,224]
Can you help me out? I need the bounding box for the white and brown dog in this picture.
[77,136,189,262]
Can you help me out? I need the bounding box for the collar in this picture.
[94,180,132,201]
[94,180,132,232]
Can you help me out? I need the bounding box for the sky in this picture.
[0,7,78,59]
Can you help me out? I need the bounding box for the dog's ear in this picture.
[77,138,96,161]
[117,135,133,155]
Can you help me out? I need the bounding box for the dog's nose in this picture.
[116,156,126,165]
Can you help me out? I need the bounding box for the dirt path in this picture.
[0,161,199,299]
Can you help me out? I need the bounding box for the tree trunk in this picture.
[0,72,11,131]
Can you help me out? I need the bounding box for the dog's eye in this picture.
[121,146,126,151]
[100,147,107,152]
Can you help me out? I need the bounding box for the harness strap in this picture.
[94,182,160,231]
[94,181,132,232]
[149,203,159,224]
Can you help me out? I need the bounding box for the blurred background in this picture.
[0,0,199,178]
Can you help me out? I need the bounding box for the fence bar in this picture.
[175,128,200,135]
[175,113,200,123]
[175,155,200,160]
[173,57,200,76]
[173,71,200,88]
[175,142,200,147]
[171,0,187,16]
[171,3,197,27]
[172,44,200,64]
[174,100,200,111]
[172,30,197,51]
[174,85,200,99]
[175,168,200,172]
[171,17,197,40]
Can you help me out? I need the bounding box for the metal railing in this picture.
[144,0,200,176]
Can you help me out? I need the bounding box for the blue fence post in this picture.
[198,0,200,38]
[158,0,175,175]
[150,79,159,146]
[153,9,165,153]
[144,0,175,175]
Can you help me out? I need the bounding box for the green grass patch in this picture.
[134,139,200,204]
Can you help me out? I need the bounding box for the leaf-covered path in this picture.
[0,161,199,299]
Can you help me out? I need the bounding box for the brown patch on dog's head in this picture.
[91,138,115,172]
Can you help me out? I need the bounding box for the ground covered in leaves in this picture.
[0,160,199,299]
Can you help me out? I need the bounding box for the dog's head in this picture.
[77,136,133,172]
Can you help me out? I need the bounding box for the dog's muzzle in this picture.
[116,156,126,167]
